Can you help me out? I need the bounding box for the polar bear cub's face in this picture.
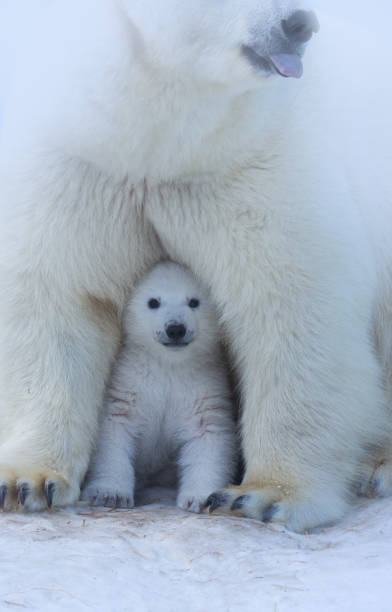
[121,0,318,86]
[124,263,220,361]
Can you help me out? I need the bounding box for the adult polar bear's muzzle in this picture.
[242,9,319,79]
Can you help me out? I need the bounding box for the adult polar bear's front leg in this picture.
[0,280,121,511]
[149,172,389,532]
[0,159,158,511]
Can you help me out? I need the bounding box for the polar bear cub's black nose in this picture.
[166,323,186,341]
[282,10,320,44]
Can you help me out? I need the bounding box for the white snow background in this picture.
[1,1,392,611]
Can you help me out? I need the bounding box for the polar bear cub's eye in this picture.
[188,298,200,309]
[148,298,161,309]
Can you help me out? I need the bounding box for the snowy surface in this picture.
[0,488,391,612]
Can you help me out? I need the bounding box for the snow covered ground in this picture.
[0,488,391,612]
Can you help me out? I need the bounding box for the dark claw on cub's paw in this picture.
[0,485,7,508]
[85,490,133,509]
[17,483,30,506]
[205,492,229,513]
[45,481,55,508]
[99,495,119,508]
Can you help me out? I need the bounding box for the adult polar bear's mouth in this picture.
[241,45,303,79]
[269,53,303,79]
[241,9,319,80]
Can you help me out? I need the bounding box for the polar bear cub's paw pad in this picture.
[0,467,71,511]
[81,483,134,509]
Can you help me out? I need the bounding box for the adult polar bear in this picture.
[0,0,391,532]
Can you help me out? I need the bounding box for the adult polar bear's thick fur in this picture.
[82,262,236,513]
[0,0,391,531]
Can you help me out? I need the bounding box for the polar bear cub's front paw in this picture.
[81,480,134,509]
[176,490,211,514]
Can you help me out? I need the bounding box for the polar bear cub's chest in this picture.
[131,371,193,477]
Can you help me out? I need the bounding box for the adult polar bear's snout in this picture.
[243,9,320,79]
[121,0,318,85]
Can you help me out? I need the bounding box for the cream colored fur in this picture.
[0,0,391,530]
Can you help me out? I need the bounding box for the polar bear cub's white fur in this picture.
[82,262,236,512]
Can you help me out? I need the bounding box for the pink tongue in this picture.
[269,54,303,79]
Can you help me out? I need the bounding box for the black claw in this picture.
[102,495,116,508]
[45,481,55,508]
[115,496,122,508]
[231,495,251,512]
[262,504,279,523]
[371,478,381,495]
[205,492,228,514]
[355,478,367,496]
[0,485,7,508]
[17,483,30,506]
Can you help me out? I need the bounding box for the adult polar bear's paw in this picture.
[0,466,76,511]
[206,482,348,533]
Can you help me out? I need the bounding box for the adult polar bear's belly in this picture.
[0,0,391,531]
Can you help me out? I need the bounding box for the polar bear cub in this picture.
[82,262,236,512]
